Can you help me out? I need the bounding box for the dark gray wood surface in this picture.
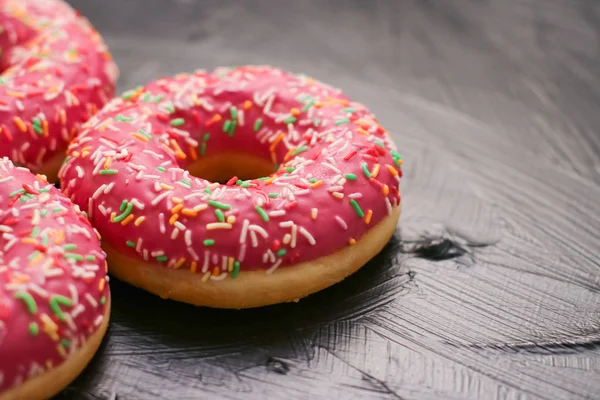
[59,1,600,399]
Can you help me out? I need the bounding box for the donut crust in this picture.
[0,299,111,400]
[105,206,400,309]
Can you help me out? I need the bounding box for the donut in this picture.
[59,65,403,309]
[0,0,118,182]
[0,157,110,400]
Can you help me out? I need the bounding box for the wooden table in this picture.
[59,1,600,399]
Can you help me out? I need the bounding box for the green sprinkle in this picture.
[313,118,320,127]
[223,120,232,133]
[292,146,309,156]
[120,200,128,212]
[342,107,356,113]
[286,167,295,173]
[308,177,318,183]
[171,118,185,127]
[200,142,207,156]
[29,322,39,336]
[65,253,84,262]
[361,162,372,178]
[255,206,269,222]
[157,166,166,172]
[61,339,71,348]
[232,261,241,279]
[215,209,225,222]
[301,99,315,112]
[0,77,6,86]
[254,118,262,132]
[137,129,153,140]
[100,296,106,305]
[85,255,96,261]
[122,90,136,100]
[39,188,50,193]
[240,182,251,188]
[49,295,73,321]
[63,244,77,251]
[268,192,279,198]
[40,209,48,217]
[180,179,192,187]
[204,188,212,194]
[208,200,231,210]
[203,133,210,141]
[32,120,43,135]
[283,116,297,124]
[142,92,152,102]
[42,236,49,246]
[165,101,175,114]
[28,251,40,261]
[335,118,350,125]
[99,169,118,175]
[230,107,238,120]
[52,207,63,213]
[375,140,385,149]
[113,202,134,223]
[115,114,133,122]
[203,239,215,247]
[276,249,287,257]
[152,94,164,103]
[346,173,357,181]
[30,226,39,238]
[9,188,25,197]
[15,291,37,314]
[236,179,243,185]
[350,199,365,218]
[227,121,237,136]
[126,241,136,248]
[156,256,168,262]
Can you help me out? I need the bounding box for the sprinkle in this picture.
[156,256,168,262]
[345,173,357,180]
[255,205,269,222]
[335,118,350,125]
[311,208,318,220]
[283,116,297,124]
[232,261,241,278]
[13,117,27,132]
[29,322,39,336]
[204,239,215,246]
[299,227,316,245]
[215,209,225,222]
[99,169,118,175]
[361,163,372,178]
[113,202,134,223]
[49,295,73,321]
[171,118,185,126]
[365,209,373,224]
[276,249,287,257]
[208,200,231,210]
[349,199,365,218]
[254,118,262,132]
[207,223,232,230]
[15,291,37,314]
[349,238,356,245]
[291,146,309,156]
[126,241,136,248]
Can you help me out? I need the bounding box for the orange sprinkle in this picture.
[134,216,146,226]
[171,204,183,214]
[181,208,197,217]
[120,214,135,226]
[12,275,30,284]
[59,110,67,125]
[13,117,27,132]
[131,132,150,142]
[269,132,285,152]
[190,145,198,161]
[371,164,380,178]
[160,183,174,191]
[103,156,112,169]
[212,266,220,276]
[171,197,183,204]
[190,261,198,273]
[349,238,356,245]
[56,344,67,358]
[21,238,37,245]
[54,230,65,245]
[42,120,49,137]
[174,258,186,269]
[311,180,323,188]
[98,278,105,292]
[206,114,222,126]
[6,91,25,99]
[169,214,179,225]
[290,108,300,116]
[243,100,252,110]
[357,128,370,136]
[385,164,398,176]
[365,209,373,224]
[332,192,344,199]
[175,151,186,160]
[283,148,294,162]
[382,184,390,196]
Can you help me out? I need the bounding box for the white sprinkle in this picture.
[291,225,297,248]
[269,210,286,217]
[250,231,259,247]
[185,230,192,246]
[202,250,210,273]
[299,227,316,245]
[239,244,247,262]
[279,221,294,228]
[249,225,268,238]
[240,219,249,244]
[385,197,392,215]
[187,246,199,261]
[159,213,166,234]
[171,228,180,240]
[335,215,348,230]
[266,259,282,274]
[85,293,98,308]
[152,191,170,206]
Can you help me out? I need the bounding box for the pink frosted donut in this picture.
[59,65,403,309]
[0,158,110,400]
[0,0,118,182]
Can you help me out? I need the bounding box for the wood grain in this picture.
[57,0,600,399]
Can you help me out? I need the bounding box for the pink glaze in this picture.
[59,66,403,281]
[0,0,118,173]
[0,157,109,393]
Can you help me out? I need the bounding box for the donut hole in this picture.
[186,152,278,184]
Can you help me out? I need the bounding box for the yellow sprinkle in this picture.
[171,197,183,204]
[226,215,236,224]
[365,209,373,224]
[357,128,370,136]
[371,164,380,178]
[193,204,208,212]
[160,183,174,191]
[41,314,59,341]
[228,257,234,272]
[134,216,146,226]
[181,208,197,217]
[56,344,67,358]
[103,156,112,169]
[332,192,344,199]
[202,271,211,282]
[243,100,252,110]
